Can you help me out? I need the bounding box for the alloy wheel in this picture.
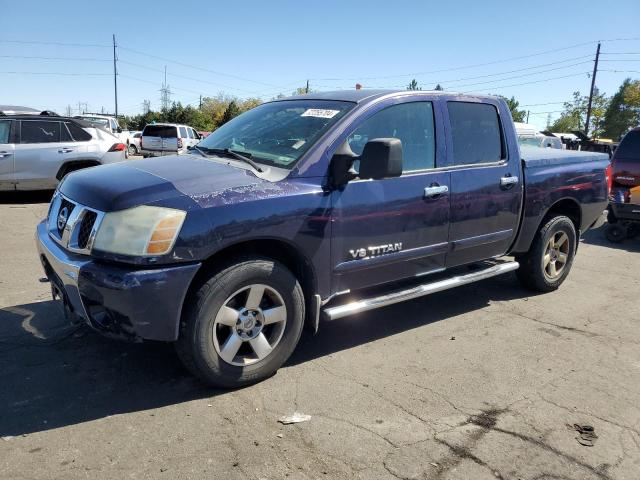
[212,284,287,366]
[543,231,570,280]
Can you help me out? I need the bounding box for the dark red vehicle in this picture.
[606,127,640,242]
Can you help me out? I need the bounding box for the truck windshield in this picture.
[197,100,355,169]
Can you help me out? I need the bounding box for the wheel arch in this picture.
[55,159,101,180]
[511,197,583,255]
[186,238,319,332]
[542,197,582,234]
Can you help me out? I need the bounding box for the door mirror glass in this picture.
[358,138,403,180]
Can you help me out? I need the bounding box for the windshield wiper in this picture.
[191,145,209,158]
[201,147,263,172]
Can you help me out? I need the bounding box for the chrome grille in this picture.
[47,192,104,255]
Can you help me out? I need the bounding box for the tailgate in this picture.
[142,135,178,151]
[142,125,178,151]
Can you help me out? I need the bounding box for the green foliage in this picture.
[434,84,443,91]
[220,101,241,126]
[120,95,263,133]
[549,90,608,137]
[602,78,640,140]
[498,95,526,123]
[407,79,421,91]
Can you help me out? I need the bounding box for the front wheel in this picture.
[516,215,577,292]
[175,258,305,388]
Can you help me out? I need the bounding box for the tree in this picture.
[550,90,608,136]
[434,84,443,91]
[220,100,241,126]
[407,79,421,91]
[602,78,640,140]
[499,95,526,123]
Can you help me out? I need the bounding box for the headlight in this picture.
[93,206,186,256]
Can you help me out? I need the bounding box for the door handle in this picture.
[423,185,449,198]
[58,148,74,154]
[0,151,13,158]
[500,175,519,187]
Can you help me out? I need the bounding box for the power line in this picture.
[0,71,110,76]
[118,45,283,88]
[0,39,110,47]
[461,71,590,93]
[0,55,110,61]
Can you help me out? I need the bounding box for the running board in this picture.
[323,260,519,321]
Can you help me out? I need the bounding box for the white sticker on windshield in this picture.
[292,140,306,150]
[301,109,340,119]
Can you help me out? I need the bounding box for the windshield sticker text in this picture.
[301,109,340,119]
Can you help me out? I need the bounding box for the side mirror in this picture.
[358,138,403,180]
[116,127,123,134]
[187,145,194,150]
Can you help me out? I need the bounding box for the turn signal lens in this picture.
[145,211,186,255]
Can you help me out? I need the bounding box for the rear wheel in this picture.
[175,257,305,388]
[605,222,627,243]
[516,215,577,292]
[127,144,138,156]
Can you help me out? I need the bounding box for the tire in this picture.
[625,223,639,239]
[605,222,626,243]
[516,215,577,292]
[127,144,138,156]
[175,257,305,388]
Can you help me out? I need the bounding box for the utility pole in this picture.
[199,95,202,109]
[305,80,309,94]
[584,42,601,137]
[526,110,530,124]
[113,34,118,118]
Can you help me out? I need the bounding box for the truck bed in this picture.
[511,146,610,254]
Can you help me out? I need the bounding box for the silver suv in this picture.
[0,115,126,191]
[141,123,201,157]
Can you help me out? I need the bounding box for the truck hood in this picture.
[59,155,267,211]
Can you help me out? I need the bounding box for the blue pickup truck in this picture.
[36,90,609,387]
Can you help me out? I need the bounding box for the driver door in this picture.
[330,100,451,294]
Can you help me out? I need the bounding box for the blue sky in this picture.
[2,0,639,129]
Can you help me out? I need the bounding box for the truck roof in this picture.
[279,89,488,104]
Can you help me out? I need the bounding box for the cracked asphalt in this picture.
[1,192,639,480]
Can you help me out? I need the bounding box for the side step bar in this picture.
[323,261,519,321]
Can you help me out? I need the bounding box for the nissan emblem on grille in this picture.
[57,207,69,232]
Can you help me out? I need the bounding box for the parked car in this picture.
[140,123,201,157]
[36,90,609,387]
[128,131,142,156]
[605,127,640,242]
[0,113,126,190]
[75,114,132,149]
[519,135,563,149]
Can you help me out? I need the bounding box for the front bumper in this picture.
[36,220,200,342]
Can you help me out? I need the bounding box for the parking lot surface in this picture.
[1,192,639,480]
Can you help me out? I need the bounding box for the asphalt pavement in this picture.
[1,191,639,480]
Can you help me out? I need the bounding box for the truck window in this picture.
[179,126,188,138]
[20,121,61,143]
[448,102,504,165]
[347,102,436,172]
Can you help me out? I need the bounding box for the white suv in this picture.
[140,123,201,157]
[0,114,127,191]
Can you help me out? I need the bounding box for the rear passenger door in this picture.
[444,100,522,267]
[330,99,450,293]
[14,120,74,189]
